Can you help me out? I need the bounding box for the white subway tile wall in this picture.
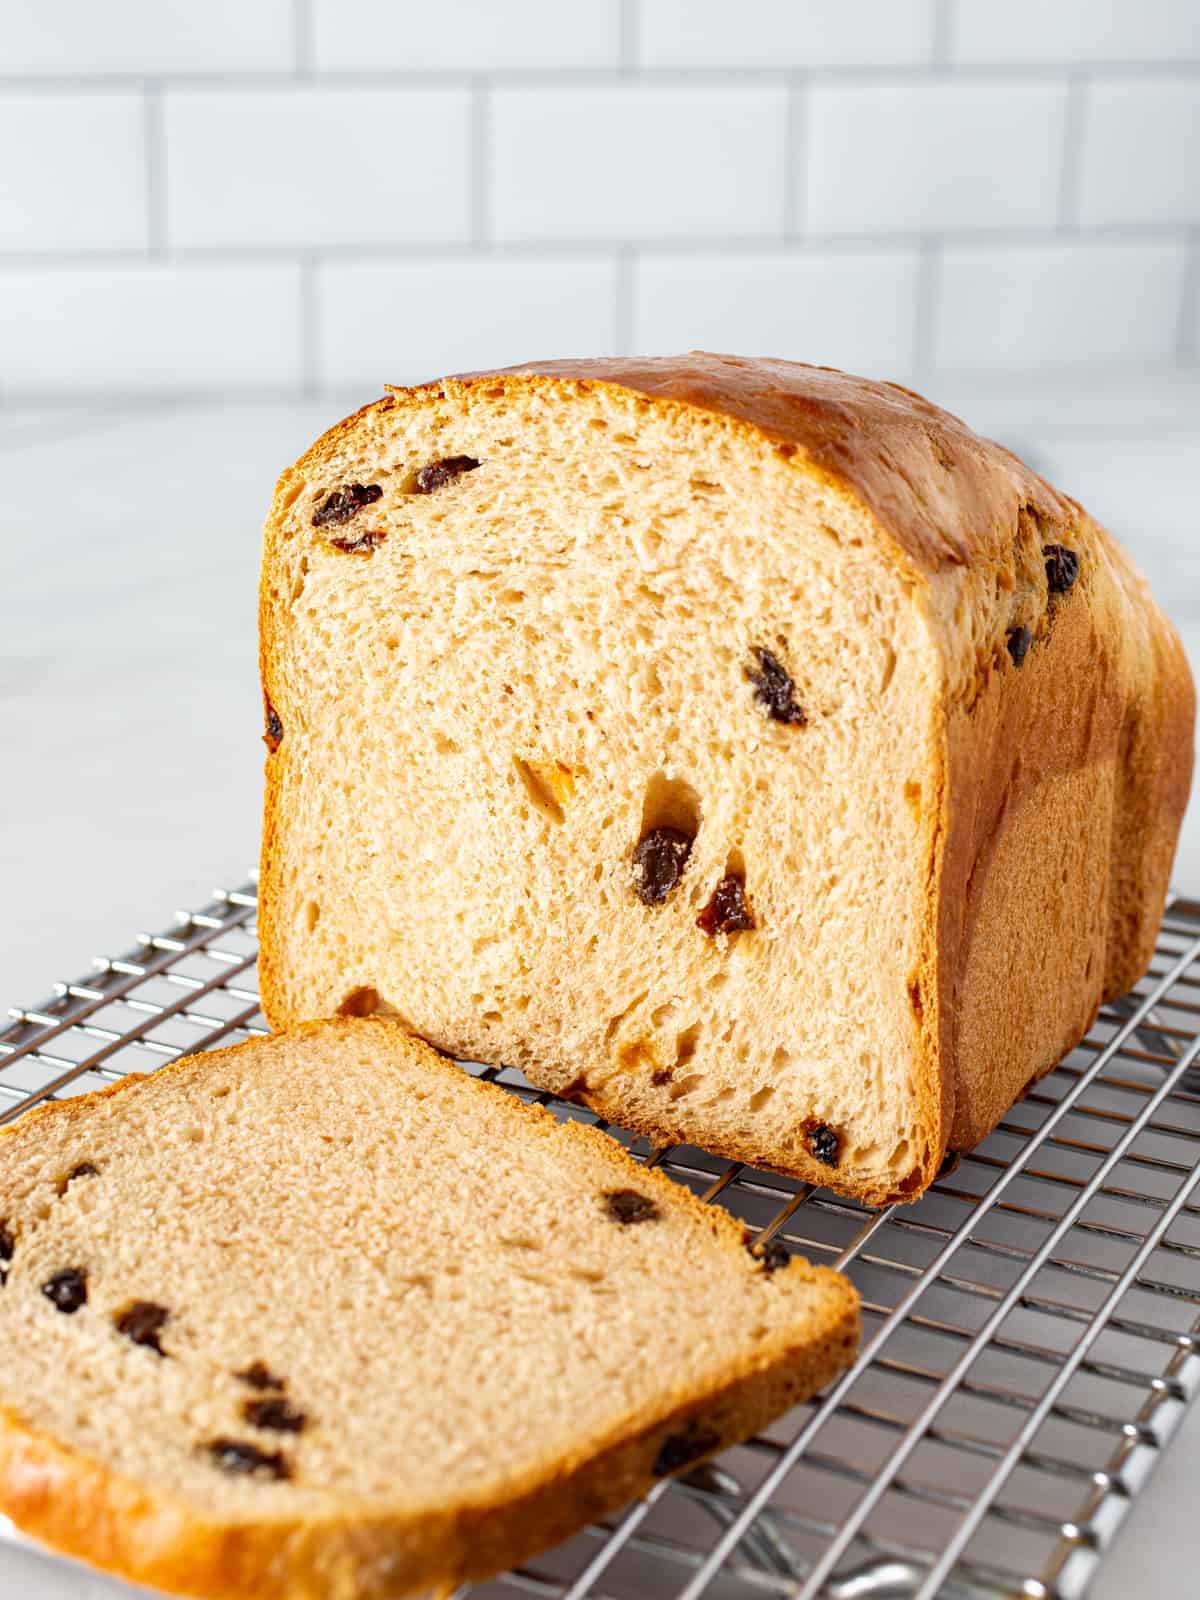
[316,257,619,385]
[490,83,788,240]
[637,0,935,69]
[948,0,1200,66]
[0,94,148,252]
[1077,79,1200,226]
[0,0,1196,397]
[0,0,296,76]
[934,240,1189,367]
[0,263,303,394]
[804,81,1068,234]
[632,249,921,369]
[164,88,473,248]
[312,0,623,72]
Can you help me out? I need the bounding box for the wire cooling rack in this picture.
[2,884,1199,1600]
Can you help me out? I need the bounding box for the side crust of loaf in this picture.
[0,1023,859,1600]
[257,356,1194,1203]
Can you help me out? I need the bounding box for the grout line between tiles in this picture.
[0,63,1198,89]
[931,0,954,69]
[143,81,167,254]
[293,0,315,76]
[784,79,806,239]
[913,238,941,379]
[300,252,319,397]
[0,225,1195,272]
[471,80,492,246]
[614,248,635,355]
[1058,73,1088,229]
[1177,229,1200,362]
[619,0,638,73]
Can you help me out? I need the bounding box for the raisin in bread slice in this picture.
[258,354,1194,1205]
[0,1019,858,1600]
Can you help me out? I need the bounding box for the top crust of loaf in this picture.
[442,352,1077,576]
[259,355,1194,1202]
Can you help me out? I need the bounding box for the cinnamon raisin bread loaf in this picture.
[0,1019,857,1600]
[258,354,1194,1206]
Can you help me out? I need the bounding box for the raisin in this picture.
[414,455,480,494]
[0,1222,13,1288]
[631,827,692,905]
[41,1268,87,1314]
[697,875,755,936]
[652,1421,720,1478]
[114,1300,169,1356]
[748,1236,790,1274]
[806,1125,840,1168]
[746,646,806,726]
[604,1189,661,1225]
[311,483,383,528]
[68,1162,99,1181]
[235,1361,287,1392]
[203,1438,291,1481]
[327,529,384,556]
[1006,625,1032,667]
[243,1396,307,1434]
[264,704,283,753]
[1043,543,1080,595]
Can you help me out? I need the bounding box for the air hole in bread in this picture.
[338,986,381,1018]
[639,772,700,841]
[304,901,320,934]
[748,1085,775,1112]
[904,782,922,820]
[55,1163,99,1197]
[675,1022,702,1066]
[513,757,575,826]
[668,1073,705,1102]
[879,642,897,695]
[289,554,309,606]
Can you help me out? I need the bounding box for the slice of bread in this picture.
[258,354,1194,1205]
[0,1019,858,1600]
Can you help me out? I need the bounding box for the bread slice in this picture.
[0,1019,858,1600]
[258,354,1194,1205]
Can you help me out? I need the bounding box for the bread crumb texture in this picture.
[0,1021,858,1599]
[259,355,1194,1205]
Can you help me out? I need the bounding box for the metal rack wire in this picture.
[2,881,1198,1599]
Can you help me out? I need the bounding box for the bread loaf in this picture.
[0,1019,858,1599]
[258,354,1194,1205]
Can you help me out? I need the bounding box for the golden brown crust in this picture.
[0,1021,859,1600]
[258,356,1193,1205]
[938,516,1194,1150]
[463,353,1076,576]
[0,1321,856,1600]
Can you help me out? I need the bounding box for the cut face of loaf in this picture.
[0,1020,859,1600]
[259,355,1194,1205]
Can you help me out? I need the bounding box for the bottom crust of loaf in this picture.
[0,1323,856,1600]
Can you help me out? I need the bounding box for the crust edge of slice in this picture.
[0,1019,860,1600]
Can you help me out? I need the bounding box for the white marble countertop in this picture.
[1,380,1198,1598]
